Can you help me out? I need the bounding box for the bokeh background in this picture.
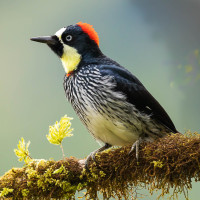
[0,0,200,199]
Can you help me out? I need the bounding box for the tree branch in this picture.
[0,132,200,199]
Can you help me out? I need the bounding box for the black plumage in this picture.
[99,64,177,133]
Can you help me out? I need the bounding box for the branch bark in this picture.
[0,132,200,199]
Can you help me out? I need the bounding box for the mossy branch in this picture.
[1,133,200,199]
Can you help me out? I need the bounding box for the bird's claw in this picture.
[91,152,97,162]
[84,151,99,171]
[129,137,142,161]
[85,161,90,172]
[85,152,94,172]
[84,143,112,171]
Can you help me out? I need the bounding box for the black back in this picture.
[98,60,178,133]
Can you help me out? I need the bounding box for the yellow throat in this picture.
[55,27,81,74]
[61,45,81,74]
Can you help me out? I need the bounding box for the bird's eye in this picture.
[66,35,72,42]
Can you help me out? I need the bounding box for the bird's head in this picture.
[31,22,101,75]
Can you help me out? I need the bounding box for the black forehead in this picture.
[62,24,83,35]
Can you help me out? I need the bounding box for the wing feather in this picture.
[100,65,177,133]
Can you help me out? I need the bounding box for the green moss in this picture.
[99,170,106,177]
[26,167,39,179]
[0,187,14,197]
[1,132,200,199]
[53,164,66,174]
[152,160,164,168]
[77,182,87,190]
[21,189,29,197]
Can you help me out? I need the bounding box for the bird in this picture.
[31,22,178,168]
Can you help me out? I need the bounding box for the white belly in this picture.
[87,110,139,146]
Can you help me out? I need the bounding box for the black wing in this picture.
[99,64,177,133]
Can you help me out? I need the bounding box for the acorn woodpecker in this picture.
[31,22,178,167]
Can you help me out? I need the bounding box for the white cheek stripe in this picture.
[55,27,66,42]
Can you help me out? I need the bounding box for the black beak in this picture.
[30,36,58,45]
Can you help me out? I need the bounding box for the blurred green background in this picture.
[0,0,200,199]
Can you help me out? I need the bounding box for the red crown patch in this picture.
[77,22,99,46]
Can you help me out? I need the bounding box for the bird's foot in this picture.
[128,137,143,161]
[85,151,97,172]
[85,143,112,171]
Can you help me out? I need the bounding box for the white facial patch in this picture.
[54,27,81,74]
[55,27,66,41]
